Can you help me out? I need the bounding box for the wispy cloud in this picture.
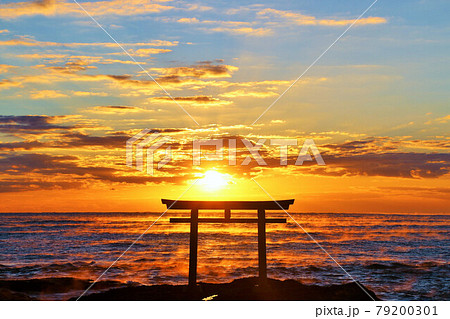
[257,8,387,26]
[127,48,172,57]
[0,64,16,73]
[425,115,450,125]
[0,36,179,48]
[176,17,272,36]
[152,95,233,107]
[0,79,21,90]
[15,54,145,65]
[219,90,278,98]
[83,105,147,114]
[0,0,174,19]
[207,26,273,36]
[29,89,68,99]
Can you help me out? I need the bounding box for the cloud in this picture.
[0,0,174,19]
[0,29,9,33]
[0,140,47,151]
[0,131,129,151]
[0,37,61,47]
[29,89,69,99]
[177,17,200,23]
[257,8,387,26]
[0,36,179,48]
[0,152,192,193]
[8,64,140,89]
[71,91,108,97]
[301,137,450,179]
[0,64,16,73]
[152,96,232,107]
[0,79,21,90]
[4,44,299,100]
[316,152,450,179]
[84,105,145,114]
[209,26,273,36]
[0,115,189,151]
[0,0,57,19]
[375,186,450,202]
[65,72,295,101]
[124,40,179,47]
[401,139,450,151]
[0,122,449,194]
[219,89,278,98]
[47,60,98,73]
[177,18,252,27]
[128,48,172,57]
[184,3,212,12]
[150,62,239,79]
[56,132,128,149]
[169,6,385,38]
[425,115,450,125]
[0,115,74,133]
[319,17,387,26]
[15,53,68,59]
[16,54,145,65]
[74,0,174,17]
[224,79,291,88]
[175,17,272,36]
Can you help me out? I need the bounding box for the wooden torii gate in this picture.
[162,199,295,287]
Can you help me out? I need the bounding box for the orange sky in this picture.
[0,0,449,213]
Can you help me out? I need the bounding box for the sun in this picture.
[199,170,229,191]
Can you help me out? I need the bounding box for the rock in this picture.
[76,277,380,301]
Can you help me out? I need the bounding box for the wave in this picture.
[365,261,449,271]
[0,261,122,279]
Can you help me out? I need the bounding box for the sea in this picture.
[0,212,448,300]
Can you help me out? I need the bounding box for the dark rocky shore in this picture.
[0,277,123,301]
[0,277,379,301]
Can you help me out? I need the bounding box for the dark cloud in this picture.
[96,105,137,110]
[107,74,132,81]
[48,60,96,73]
[302,152,450,179]
[1,129,449,194]
[58,132,127,148]
[153,62,238,81]
[0,126,190,151]
[0,153,192,193]
[322,138,398,153]
[0,115,73,133]
[0,153,80,175]
[0,180,84,193]
[0,133,129,151]
[314,138,450,178]
[175,138,450,179]
[34,0,56,9]
[0,140,46,150]
[153,96,224,103]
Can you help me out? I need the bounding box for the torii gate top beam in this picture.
[161,199,294,210]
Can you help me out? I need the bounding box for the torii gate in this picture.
[162,199,295,287]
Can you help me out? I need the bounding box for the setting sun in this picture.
[199,170,229,191]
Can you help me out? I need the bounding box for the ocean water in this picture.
[0,212,448,300]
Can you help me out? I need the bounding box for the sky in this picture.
[0,0,449,213]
